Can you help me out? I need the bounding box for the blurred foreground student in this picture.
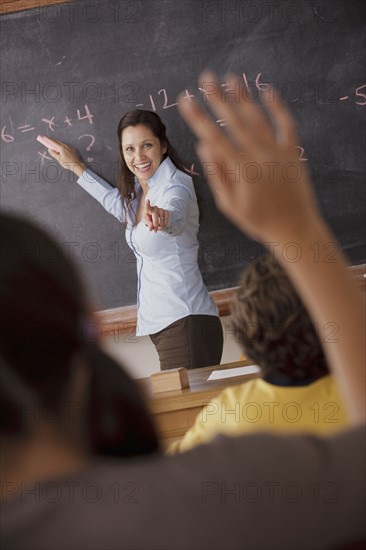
[168,254,350,454]
[1,72,365,550]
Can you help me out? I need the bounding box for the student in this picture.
[0,213,160,460]
[179,72,364,424]
[168,254,350,454]
[1,73,364,550]
[44,109,223,371]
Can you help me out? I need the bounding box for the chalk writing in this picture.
[3,74,364,173]
[18,124,36,133]
[78,134,96,162]
[76,105,94,125]
[2,104,97,166]
[355,84,366,106]
[1,127,14,142]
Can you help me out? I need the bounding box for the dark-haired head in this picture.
[117,109,202,222]
[230,254,328,384]
[0,213,159,457]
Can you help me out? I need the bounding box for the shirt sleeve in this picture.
[77,169,125,223]
[158,185,192,236]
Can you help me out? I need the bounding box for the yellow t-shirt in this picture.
[168,375,350,454]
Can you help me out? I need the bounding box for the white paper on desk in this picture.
[207,365,260,381]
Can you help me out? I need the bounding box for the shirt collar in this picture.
[130,157,177,223]
[147,157,177,189]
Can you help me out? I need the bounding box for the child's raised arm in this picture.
[178,71,365,424]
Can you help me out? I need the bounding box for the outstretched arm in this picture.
[178,72,365,424]
[40,136,124,223]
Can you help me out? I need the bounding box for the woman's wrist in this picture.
[73,162,87,178]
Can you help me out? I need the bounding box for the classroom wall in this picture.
[100,316,242,379]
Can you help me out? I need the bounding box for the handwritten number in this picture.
[255,72,270,91]
[149,94,156,111]
[158,89,178,109]
[355,84,366,106]
[1,126,14,142]
[242,73,250,93]
[76,105,94,125]
[295,146,308,161]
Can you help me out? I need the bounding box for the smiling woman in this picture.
[118,119,169,229]
[117,110,198,229]
[122,128,166,182]
[46,109,224,372]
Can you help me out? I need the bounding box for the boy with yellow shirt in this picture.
[169,254,349,454]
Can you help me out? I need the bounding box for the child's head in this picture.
[0,213,159,457]
[231,254,328,382]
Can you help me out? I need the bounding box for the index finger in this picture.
[50,138,69,147]
[261,88,298,148]
[149,206,159,232]
[36,135,62,153]
[145,199,152,212]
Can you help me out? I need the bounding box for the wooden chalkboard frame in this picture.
[0,0,69,16]
[3,1,365,334]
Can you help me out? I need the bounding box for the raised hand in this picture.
[178,71,321,243]
[179,70,366,424]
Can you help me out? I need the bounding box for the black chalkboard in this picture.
[1,0,365,310]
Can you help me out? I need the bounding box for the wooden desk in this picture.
[138,360,260,448]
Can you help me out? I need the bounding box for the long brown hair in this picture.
[117,109,203,223]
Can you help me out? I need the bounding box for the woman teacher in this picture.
[46,109,223,371]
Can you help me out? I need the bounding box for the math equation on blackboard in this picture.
[1,72,365,176]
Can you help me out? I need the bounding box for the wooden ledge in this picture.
[94,287,238,337]
[94,263,366,336]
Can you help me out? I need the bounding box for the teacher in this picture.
[46,109,223,371]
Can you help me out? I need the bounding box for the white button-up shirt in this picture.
[77,157,218,336]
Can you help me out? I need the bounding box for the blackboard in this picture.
[1,0,365,311]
